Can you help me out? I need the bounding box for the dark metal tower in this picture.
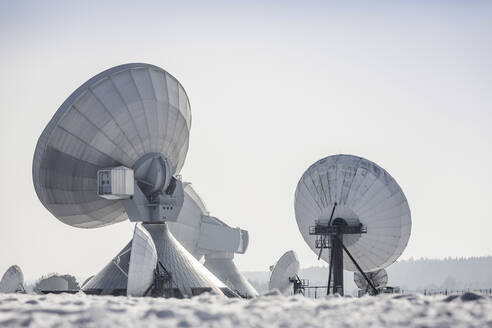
[309,203,378,296]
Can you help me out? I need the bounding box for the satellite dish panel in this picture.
[81,275,94,288]
[127,224,158,296]
[354,268,388,291]
[268,251,300,295]
[168,183,249,257]
[0,265,24,293]
[167,183,208,258]
[294,154,411,272]
[33,63,192,228]
[81,242,132,294]
[183,183,209,216]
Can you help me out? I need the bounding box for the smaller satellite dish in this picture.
[32,63,192,229]
[294,154,411,295]
[0,265,24,293]
[268,251,300,295]
[127,223,158,296]
[354,268,388,292]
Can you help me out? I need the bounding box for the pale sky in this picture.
[0,1,491,281]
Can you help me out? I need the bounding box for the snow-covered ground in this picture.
[0,291,491,328]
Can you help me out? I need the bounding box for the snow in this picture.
[0,291,491,327]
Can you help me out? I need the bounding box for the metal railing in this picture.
[299,287,492,298]
[415,288,492,296]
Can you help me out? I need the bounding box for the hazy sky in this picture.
[0,1,491,281]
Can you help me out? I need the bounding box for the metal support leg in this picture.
[327,246,334,295]
[335,235,378,295]
[331,234,344,295]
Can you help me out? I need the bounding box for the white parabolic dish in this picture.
[294,154,411,272]
[354,269,388,290]
[268,250,300,295]
[0,265,24,293]
[32,63,192,228]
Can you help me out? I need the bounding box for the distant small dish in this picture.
[354,268,388,291]
[0,265,24,293]
[268,250,300,295]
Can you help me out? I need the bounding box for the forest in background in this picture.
[243,256,492,295]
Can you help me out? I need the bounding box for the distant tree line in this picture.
[244,256,492,294]
[386,256,492,291]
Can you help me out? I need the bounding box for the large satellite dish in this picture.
[354,268,388,293]
[268,250,300,295]
[294,154,411,295]
[0,265,25,293]
[33,63,191,228]
[33,63,238,298]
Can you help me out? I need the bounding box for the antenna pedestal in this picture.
[83,222,237,298]
[296,155,412,298]
[97,153,185,223]
[330,234,344,295]
[310,218,368,296]
[288,276,309,295]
